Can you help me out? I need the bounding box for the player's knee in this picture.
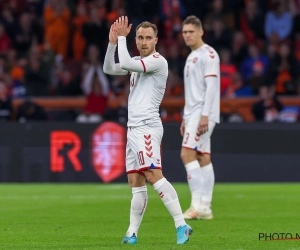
[197,154,211,166]
[127,173,146,187]
[180,149,196,164]
[144,169,162,185]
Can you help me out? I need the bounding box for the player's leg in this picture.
[195,121,216,219]
[194,121,216,218]
[180,120,203,219]
[139,125,192,244]
[121,138,148,244]
[144,169,192,244]
[196,153,214,219]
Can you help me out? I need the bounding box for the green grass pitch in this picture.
[0,183,300,250]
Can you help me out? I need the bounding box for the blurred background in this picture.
[0,0,299,183]
[0,0,299,123]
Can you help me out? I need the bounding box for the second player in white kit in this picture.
[180,15,220,220]
[182,43,220,153]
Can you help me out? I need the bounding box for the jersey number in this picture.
[183,133,190,144]
[137,151,145,166]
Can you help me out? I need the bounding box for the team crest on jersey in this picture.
[153,53,160,58]
[193,57,198,63]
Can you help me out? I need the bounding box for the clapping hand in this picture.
[109,22,118,44]
[115,16,132,37]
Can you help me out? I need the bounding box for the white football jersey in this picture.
[183,44,220,123]
[103,38,168,127]
[127,53,168,127]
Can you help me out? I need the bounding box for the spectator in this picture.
[224,72,253,98]
[12,12,43,57]
[82,7,109,61]
[55,66,82,96]
[239,0,265,43]
[247,61,268,95]
[10,66,26,98]
[43,0,71,58]
[252,85,283,122]
[0,23,11,54]
[81,46,109,96]
[5,48,17,72]
[204,18,232,53]
[0,80,12,121]
[72,1,89,60]
[24,46,51,96]
[76,72,109,123]
[264,1,292,41]
[76,44,109,123]
[231,31,248,68]
[26,0,45,19]
[267,42,300,95]
[16,100,48,122]
[203,0,235,31]
[0,7,18,39]
[160,0,186,22]
[106,0,127,26]
[240,44,269,80]
[219,49,237,96]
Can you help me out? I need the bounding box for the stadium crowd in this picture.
[0,0,300,122]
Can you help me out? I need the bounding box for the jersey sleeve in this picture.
[103,43,130,76]
[118,36,166,73]
[203,49,219,78]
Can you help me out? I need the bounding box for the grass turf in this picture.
[0,183,300,250]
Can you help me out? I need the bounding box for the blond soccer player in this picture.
[180,15,220,220]
[103,16,192,245]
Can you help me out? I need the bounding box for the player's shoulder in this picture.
[199,44,220,61]
[147,52,168,65]
[151,52,166,60]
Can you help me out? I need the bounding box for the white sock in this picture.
[185,160,202,211]
[200,163,215,210]
[126,186,148,237]
[153,177,186,228]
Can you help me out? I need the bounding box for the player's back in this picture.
[128,52,168,127]
[183,44,220,123]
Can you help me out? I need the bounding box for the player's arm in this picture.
[116,16,163,73]
[114,16,146,73]
[118,36,148,73]
[199,53,219,134]
[103,23,129,76]
[202,76,218,116]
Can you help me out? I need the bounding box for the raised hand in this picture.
[115,16,132,37]
[109,22,118,44]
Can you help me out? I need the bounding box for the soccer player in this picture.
[180,15,220,220]
[103,16,192,245]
